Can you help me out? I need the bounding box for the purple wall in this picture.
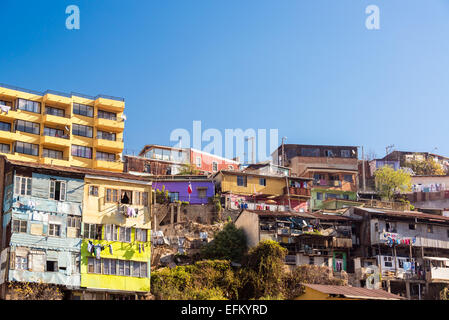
[152,180,215,204]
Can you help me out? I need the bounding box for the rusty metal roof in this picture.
[303,284,404,300]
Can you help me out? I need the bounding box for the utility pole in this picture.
[362,146,366,192]
[386,145,395,158]
[281,137,287,166]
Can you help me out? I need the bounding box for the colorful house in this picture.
[75,172,152,300]
[0,158,84,298]
[213,170,311,212]
[152,176,215,205]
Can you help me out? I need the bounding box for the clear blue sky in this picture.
[1,1,449,162]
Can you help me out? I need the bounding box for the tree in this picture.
[7,282,64,300]
[201,223,247,262]
[374,166,412,201]
[404,158,446,176]
[177,164,200,175]
[239,240,287,299]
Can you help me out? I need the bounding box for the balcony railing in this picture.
[284,186,311,197]
[313,180,343,187]
[43,133,70,139]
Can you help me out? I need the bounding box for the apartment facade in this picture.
[76,173,152,300]
[272,144,359,211]
[0,84,125,172]
[0,159,84,298]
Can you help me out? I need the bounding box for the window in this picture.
[67,215,81,237]
[0,143,10,153]
[84,223,102,240]
[14,176,32,195]
[72,123,93,138]
[118,260,125,276]
[132,261,140,277]
[427,225,433,233]
[309,256,315,265]
[50,180,66,201]
[343,175,353,183]
[44,127,67,138]
[105,224,119,241]
[197,188,207,199]
[73,103,93,117]
[97,110,117,121]
[142,192,149,206]
[89,186,99,197]
[15,120,40,135]
[119,227,132,243]
[237,175,247,187]
[16,98,40,113]
[259,178,266,186]
[212,161,218,172]
[15,141,39,156]
[87,257,101,274]
[341,150,351,158]
[386,222,397,233]
[301,148,320,157]
[124,260,130,276]
[384,256,393,268]
[196,156,201,168]
[0,121,11,132]
[45,106,65,117]
[324,150,334,157]
[144,163,151,173]
[46,260,58,272]
[103,259,111,275]
[96,151,116,162]
[106,189,119,202]
[12,220,27,233]
[97,130,116,141]
[71,145,92,159]
[121,190,132,204]
[48,223,61,237]
[43,148,63,160]
[168,192,179,202]
[316,192,323,200]
[15,256,28,270]
[0,100,12,107]
[134,191,142,205]
[409,224,416,230]
[374,223,379,233]
[135,229,147,242]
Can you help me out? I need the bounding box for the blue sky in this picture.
[1,1,449,163]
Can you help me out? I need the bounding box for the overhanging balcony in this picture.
[95,117,125,131]
[94,158,124,172]
[43,113,71,126]
[41,135,71,148]
[94,97,125,113]
[284,186,311,197]
[94,138,124,153]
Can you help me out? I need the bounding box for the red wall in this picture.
[190,149,239,173]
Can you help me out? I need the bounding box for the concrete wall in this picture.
[234,211,260,248]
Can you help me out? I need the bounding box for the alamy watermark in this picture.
[66,5,80,30]
[169,121,279,164]
[366,5,380,30]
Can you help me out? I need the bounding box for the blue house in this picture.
[0,159,85,296]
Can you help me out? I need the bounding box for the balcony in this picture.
[41,135,71,148]
[313,180,342,187]
[43,113,71,126]
[94,97,125,113]
[94,138,124,153]
[0,130,18,141]
[94,158,124,172]
[43,92,72,106]
[40,156,71,167]
[95,116,125,131]
[284,186,311,197]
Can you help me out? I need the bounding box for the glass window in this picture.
[344,174,353,182]
[72,124,93,138]
[341,150,351,158]
[43,148,63,160]
[212,162,218,172]
[105,224,119,241]
[12,220,28,233]
[45,106,65,117]
[97,110,117,120]
[316,192,323,200]
[142,192,149,206]
[168,192,179,202]
[96,151,116,162]
[0,143,10,154]
[301,148,320,157]
[71,145,92,159]
[15,120,40,135]
[237,176,247,187]
[197,188,207,199]
[48,223,61,237]
[97,130,116,141]
[44,127,67,139]
[89,186,99,196]
[0,121,11,132]
[15,256,28,270]
[16,98,41,113]
[135,229,147,242]
[119,227,131,243]
[14,176,32,195]
[259,178,266,186]
[73,103,93,117]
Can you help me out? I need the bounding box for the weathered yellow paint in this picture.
[80,176,152,293]
[0,84,125,172]
[218,172,288,196]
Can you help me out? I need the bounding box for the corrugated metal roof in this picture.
[355,207,449,223]
[303,284,404,300]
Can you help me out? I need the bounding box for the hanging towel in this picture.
[142,244,144,252]
[109,245,113,255]
[95,246,101,259]
[127,206,132,217]
[87,241,93,253]
[139,244,141,253]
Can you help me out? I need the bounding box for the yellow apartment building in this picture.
[76,173,153,299]
[0,83,125,172]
